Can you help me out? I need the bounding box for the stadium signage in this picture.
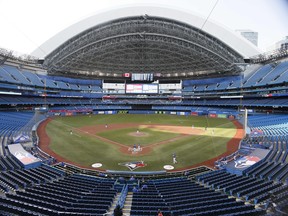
[208,113,217,118]
[118,110,128,114]
[220,95,243,98]
[0,91,21,95]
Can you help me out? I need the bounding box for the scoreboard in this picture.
[123,73,155,81]
[131,73,153,81]
[125,83,158,94]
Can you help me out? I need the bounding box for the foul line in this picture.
[51,119,128,148]
[50,119,237,152]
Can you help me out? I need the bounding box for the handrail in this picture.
[117,184,128,208]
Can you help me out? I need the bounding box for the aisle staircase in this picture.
[106,193,121,215]
[106,191,133,216]
[122,192,133,216]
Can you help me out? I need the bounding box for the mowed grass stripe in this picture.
[97,127,181,146]
[45,114,237,171]
[52,114,229,127]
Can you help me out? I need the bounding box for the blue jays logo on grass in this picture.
[234,156,260,169]
[118,161,146,171]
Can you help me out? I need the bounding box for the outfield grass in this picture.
[46,114,237,171]
[98,127,181,146]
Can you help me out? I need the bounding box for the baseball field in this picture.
[38,114,243,171]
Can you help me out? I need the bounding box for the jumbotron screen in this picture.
[131,73,154,81]
[125,84,158,94]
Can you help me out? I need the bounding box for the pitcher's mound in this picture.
[129,132,149,137]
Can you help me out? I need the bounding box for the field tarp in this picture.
[8,144,42,169]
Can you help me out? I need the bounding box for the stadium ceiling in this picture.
[38,6,260,79]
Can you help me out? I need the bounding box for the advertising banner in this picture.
[217,114,227,118]
[209,113,217,118]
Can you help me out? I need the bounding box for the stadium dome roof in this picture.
[34,5,261,79]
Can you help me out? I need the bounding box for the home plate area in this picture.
[128,144,143,154]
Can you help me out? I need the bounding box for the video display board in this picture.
[131,73,153,81]
[125,84,158,94]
